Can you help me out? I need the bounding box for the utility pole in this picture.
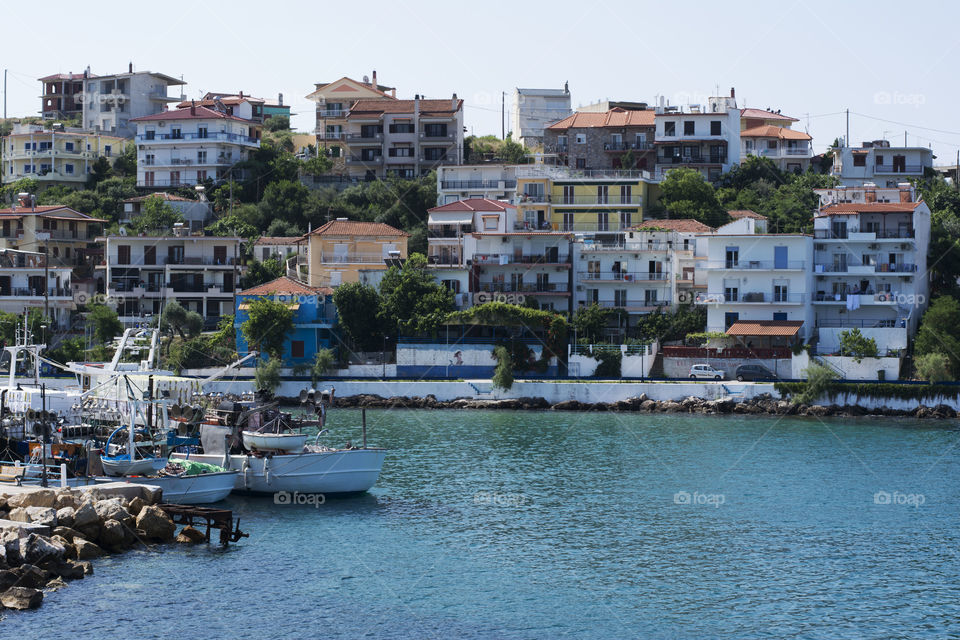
[845,109,849,147]
[3,69,7,121]
[501,91,505,140]
[904,130,907,147]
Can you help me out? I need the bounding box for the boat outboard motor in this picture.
[216,400,243,427]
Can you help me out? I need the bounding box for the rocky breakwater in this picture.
[331,392,958,419]
[0,487,202,611]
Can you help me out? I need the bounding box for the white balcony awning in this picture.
[428,212,473,225]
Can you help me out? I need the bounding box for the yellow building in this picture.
[515,165,658,235]
[2,124,126,188]
[297,219,408,288]
[0,200,105,269]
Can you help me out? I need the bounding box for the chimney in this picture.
[730,87,735,98]
[391,88,396,98]
[128,62,133,73]
[899,184,913,202]
[278,92,283,106]
[239,90,243,99]
[372,70,377,88]
[865,186,877,203]
[452,93,457,110]
[414,94,420,117]
[190,100,196,116]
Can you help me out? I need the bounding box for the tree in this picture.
[914,296,960,377]
[838,328,878,362]
[301,154,332,176]
[88,304,123,344]
[254,356,282,393]
[378,253,454,337]
[94,177,138,222]
[264,115,290,132]
[87,157,112,188]
[495,138,527,164]
[572,304,611,343]
[794,361,838,405]
[242,258,284,289]
[311,348,336,384]
[265,219,302,237]
[241,297,295,358]
[915,352,952,383]
[160,300,203,340]
[113,142,138,177]
[258,179,310,229]
[492,345,514,390]
[131,195,184,233]
[657,168,728,227]
[332,281,384,351]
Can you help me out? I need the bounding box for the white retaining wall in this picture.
[663,357,792,379]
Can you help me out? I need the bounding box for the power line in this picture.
[850,111,960,138]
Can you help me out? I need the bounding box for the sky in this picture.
[4,0,960,163]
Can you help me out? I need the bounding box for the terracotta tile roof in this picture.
[255,236,301,245]
[739,125,811,140]
[739,108,799,122]
[349,98,462,117]
[428,198,514,213]
[123,193,194,203]
[175,96,264,109]
[632,219,714,233]
[0,205,104,222]
[130,106,254,123]
[726,320,803,337]
[727,209,768,220]
[307,77,396,100]
[304,219,409,238]
[819,202,922,215]
[240,276,331,297]
[39,72,93,82]
[546,108,655,130]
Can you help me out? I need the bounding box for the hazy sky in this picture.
[4,0,959,163]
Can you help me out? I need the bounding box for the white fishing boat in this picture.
[241,430,308,452]
[111,469,239,504]
[100,456,167,477]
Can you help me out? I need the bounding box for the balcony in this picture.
[472,253,570,266]
[164,257,237,266]
[581,240,672,251]
[10,287,71,298]
[135,132,259,146]
[554,195,643,206]
[477,282,569,294]
[420,155,458,165]
[813,263,917,274]
[587,299,671,312]
[346,155,383,165]
[812,292,902,305]
[316,131,346,140]
[316,109,349,119]
[603,141,653,152]
[346,133,383,143]
[696,292,806,304]
[579,271,668,282]
[419,132,456,141]
[516,167,651,181]
[706,260,805,270]
[659,154,725,165]
[319,252,392,264]
[441,180,517,189]
[873,164,924,175]
[813,228,915,240]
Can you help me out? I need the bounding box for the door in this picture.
[117,245,131,265]
[724,312,739,330]
[774,246,788,269]
[773,312,788,321]
[214,246,227,265]
[333,243,349,263]
[223,272,233,293]
[144,246,156,265]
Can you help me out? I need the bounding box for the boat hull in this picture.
[170,449,387,495]
[120,471,239,504]
[101,457,167,477]
[241,431,308,453]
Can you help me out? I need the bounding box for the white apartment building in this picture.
[832,140,934,187]
[130,105,261,188]
[121,193,211,232]
[811,183,930,354]
[101,231,243,328]
[82,67,185,138]
[436,165,517,205]
[739,108,812,173]
[2,124,126,188]
[253,236,300,263]
[0,249,73,329]
[510,86,572,148]
[698,223,815,342]
[654,89,741,181]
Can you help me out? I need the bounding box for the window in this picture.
[597,211,609,232]
[683,121,695,135]
[482,216,498,231]
[620,212,632,229]
[563,185,575,204]
[388,147,414,157]
[423,123,447,138]
[170,171,180,186]
[144,171,155,186]
[664,122,676,137]
[853,154,866,167]
[197,170,207,181]
[767,140,777,150]
[171,128,182,140]
[724,284,738,302]
[104,145,112,157]
[64,164,74,174]
[144,130,155,140]
[575,133,586,144]
[117,245,131,264]
[65,142,75,152]
[710,121,721,136]
[144,154,155,166]
[597,185,608,204]
[575,158,586,169]
[725,246,739,268]
[557,135,568,149]
[773,284,789,302]
[389,123,415,134]
[144,246,156,265]
[197,150,207,163]
[614,290,627,307]
[198,126,208,139]
[620,185,632,204]
[562,212,575,231]
[291,341,305,359]
[361,148,380,161]
[644,290,657,305]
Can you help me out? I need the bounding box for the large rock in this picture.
[25,507,57,528]
[19,534,65,565]
[99,519,125,549]
[53,491,79,511]
[94,499,130,525]
[2,531,22,565]
[38,558,85,581]
[7,489,56,510]
[135,505,175,541]
[56,506,76,529]
[74,538,104,560]
[12,564,50,589]
[7,507,29,523]
[1,586,43,610]
[51,526,85,543]
[126,497,145,518]
[0,569,17,590]
[78,561,93,575]
[72,502,99,529]
[175,526,206,544]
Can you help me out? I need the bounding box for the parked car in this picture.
[689,364,725,380]
[735,364,777,382]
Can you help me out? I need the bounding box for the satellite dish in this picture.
[118,226,128,236]
[299,389,308,404]
[170,404,181,419]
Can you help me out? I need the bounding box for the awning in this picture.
[726,320,803,337]
[428,212,473,225]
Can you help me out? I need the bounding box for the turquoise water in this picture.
[5,409,960,639]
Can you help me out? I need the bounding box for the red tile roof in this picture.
[726,320,803,337]
[727,210,768,220]
[175,96,264,109]
[819,202,922,215]
[348,98,462,117]
[310,77,397,100]
[240,276,331,297]
[130,106,254,123]
[304,219,409,237]
[547,108,655,130]
[739,125,811,140]
[739,108,799,122]
[255,236,301,245]
[0,205,104,222]
[632,219,714,233]
[428,198,514,213]
[39,72,93,82]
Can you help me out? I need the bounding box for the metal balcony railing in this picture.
[579,271,669,281]
[706,260,806,270]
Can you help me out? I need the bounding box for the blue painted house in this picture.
[235,276,336,364]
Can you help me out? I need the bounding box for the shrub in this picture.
[593,348,622,378]
[915,352,952,383]
[312,348,336,384]
[492,345,514,391]
[793,361,838,404]
[255,357,282,394]
[838,328,878,362]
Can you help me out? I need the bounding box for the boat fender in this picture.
[242,457,251,490]
[264,455,270,485]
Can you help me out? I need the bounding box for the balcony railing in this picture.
[581,241,673,251]
[316,132,346,140]
[813,292,902,303]
[477,282,569,293]
[346,155,383,164]
[316,110,349,119]
[346,133,383,141]
[441,180,517,189]
[706,260,806,270]
[515,167,653,181]
[136,132,259,145]
[319,253,393,264]
[472,254,570,266]
[813,263,917,273]
[660,154,725,164]
[814,228,915,240]
[697,292,806,304]
[579,271,669,281]
[558,195,644,206]
[419,132,456,140]
[603,141,653,151]
[873,164,924,174]
[585,299,671,310]
[11,287,71,297]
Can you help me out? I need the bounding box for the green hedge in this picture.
[775,381,960,402]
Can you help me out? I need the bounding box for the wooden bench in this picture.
[0,465,27,486]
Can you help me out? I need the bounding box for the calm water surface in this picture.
[5,409,960,639]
